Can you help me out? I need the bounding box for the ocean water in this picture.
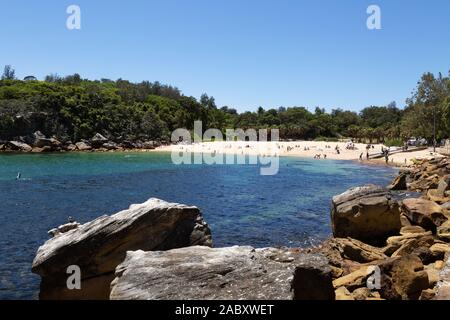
[0,152,396,299]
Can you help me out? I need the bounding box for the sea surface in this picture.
[0,152,396,299]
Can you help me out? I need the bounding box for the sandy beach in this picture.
[157,140,445,166]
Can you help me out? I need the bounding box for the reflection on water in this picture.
[0,152,396,299]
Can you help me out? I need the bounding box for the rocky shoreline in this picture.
[0,131,166,153]
[31,157,450,300]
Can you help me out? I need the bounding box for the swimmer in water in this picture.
[16,172,21,180]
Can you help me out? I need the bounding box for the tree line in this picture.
[0,65,449,146]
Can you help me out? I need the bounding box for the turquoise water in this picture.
[0,152,396,299]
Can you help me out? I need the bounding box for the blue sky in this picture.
[1,0,449,112]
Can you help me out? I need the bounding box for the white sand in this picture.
[157,140,445,167]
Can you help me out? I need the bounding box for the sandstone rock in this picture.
[333,266,370,291]
[437,221,450,242]
[425,266,440,287]
[142,141,156,149]
[325,238,387,263]
[378,255,429,300]
[90,133,109,148]
[400,213,412,227]
[387,172,407,190]
[419,288,436,300]
[437,175,450,195]
[401,198,448,231]
[65,144,77,151]
[386,231,432,246]
[5,141,32,152]
[48,222,80,237]
[335,286,354,300]
[430,243,450,260]
[331,185,401,245]
[110,246,314,300]
[400,225,426,235]
[391,235,436,264]
[32,198,212,299]
[351,287,379,300]
[435,260,445,270]
[291,254,335,300]
[102,142,118,150]
[427,189,450,204]
[33,131,61,149]
[75,141,92,151]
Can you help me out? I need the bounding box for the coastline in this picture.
[2,140,444,168]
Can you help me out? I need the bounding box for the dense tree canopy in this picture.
[0,67,449,146]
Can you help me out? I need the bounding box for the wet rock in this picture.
[32,198,212,299]
[331,185,401,246]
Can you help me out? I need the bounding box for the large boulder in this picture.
[331,185,401,245]
[401,198,448,232]
[75,141,92,151]
[4,141,32,152]
[378,255,429,300]
[90,133,109,148]
[32,198,212,299]
[110,246,326,300]
[32,131,61,149]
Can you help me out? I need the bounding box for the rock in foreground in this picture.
[331,185,401,245]
[110,246,332,300]
[32,198,212,299]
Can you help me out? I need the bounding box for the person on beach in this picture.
[359,153,363,161]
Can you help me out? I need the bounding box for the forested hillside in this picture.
[0,65,448,146]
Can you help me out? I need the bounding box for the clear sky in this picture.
[1,0,449,112]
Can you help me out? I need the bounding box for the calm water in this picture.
[0,152,396,299]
